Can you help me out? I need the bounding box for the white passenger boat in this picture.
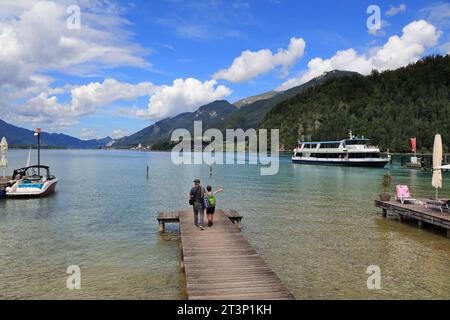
[292,132,390,168]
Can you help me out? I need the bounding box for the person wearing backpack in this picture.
[189,179,206,230]
[204,186,223,227]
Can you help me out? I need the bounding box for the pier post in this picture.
[382,208,387,218]
[158,221,165,233]
[418,220,423,228]
[447,229,450,239]
[398,214,403,222]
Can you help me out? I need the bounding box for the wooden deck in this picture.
[0,177,11,197]
[158,209,294,300]
[0,176,11,188]
[157,209,242,232]
[375,200,450,238]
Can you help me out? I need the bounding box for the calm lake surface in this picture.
[1,149,450,299]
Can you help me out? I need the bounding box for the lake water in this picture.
[1,149,450,299]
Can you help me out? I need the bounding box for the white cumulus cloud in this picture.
[277,20,441,91]
[15,79,161,127]
[125,78,232,120]
[0,0,150,128]
[386,4,406,17]
[213,37,305,83]
[70,79,160,117]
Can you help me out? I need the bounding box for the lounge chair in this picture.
[426,199,450,214]
[395,185,417,204]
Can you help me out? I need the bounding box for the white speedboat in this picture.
[6,165,58,198]
[292,132,390,168]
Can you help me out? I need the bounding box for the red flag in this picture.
[411,138,417,153]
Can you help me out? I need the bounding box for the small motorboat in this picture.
[6,165,58,198]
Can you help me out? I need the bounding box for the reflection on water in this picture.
[0,150,449,299]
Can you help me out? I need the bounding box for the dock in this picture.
[375,200,450,238]
[0,177,11,197]
[0,176,11,187]
[157,209,294,300]
[157,209,243,232]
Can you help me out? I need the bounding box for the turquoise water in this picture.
[1,149,450,299]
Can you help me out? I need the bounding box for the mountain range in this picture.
[2,55,448,152]
[0,119,112,148]
[116,55,450,152]
[113,70,358,148]
[260,55,450,152]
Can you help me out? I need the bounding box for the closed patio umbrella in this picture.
[0,137,8,179]
[432,134,443,200]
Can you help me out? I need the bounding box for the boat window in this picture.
[295,153,303,157]
[320,143,340,149]
[345,140,366,146]
[348,153,380,158]
[310,153,343,158]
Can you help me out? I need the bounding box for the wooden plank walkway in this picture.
[158,209,294,300]
[0,176,11,188]
[375,200,450,238]
[157,209,242,232]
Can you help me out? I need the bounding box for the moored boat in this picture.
[6,165,58,198]
[292,132,390,168]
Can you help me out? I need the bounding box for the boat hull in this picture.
[6,179,58,198]
[292,158,389,168]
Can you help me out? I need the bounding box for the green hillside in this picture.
[260,55,450,152]
[113,100,238,147]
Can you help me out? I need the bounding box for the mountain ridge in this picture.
[113,70,358,148]
[0,119,112,148]
[260,55,450,152]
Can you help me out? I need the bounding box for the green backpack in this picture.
[208,194,216,207]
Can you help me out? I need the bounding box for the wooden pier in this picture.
[375,200,450,238]
[157,209,294,300]
[0,177,11,197]
[0,176,11,187]
[157,209,242,232]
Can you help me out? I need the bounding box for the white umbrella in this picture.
[432,134,443,200]
[0,137,8,179]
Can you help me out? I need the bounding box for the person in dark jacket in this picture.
[189,179,205,230]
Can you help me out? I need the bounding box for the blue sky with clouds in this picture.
[0,0,449,139]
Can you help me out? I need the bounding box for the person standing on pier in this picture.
[189,179,205,230]
[204,186,223,227]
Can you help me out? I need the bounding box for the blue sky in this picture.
[0,0,449,139]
